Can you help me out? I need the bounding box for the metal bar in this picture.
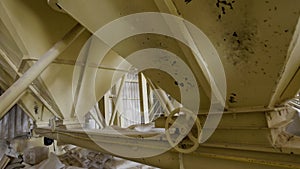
[70,35,92,118]
[89,107,103,129]
[0,48,64,119]
[89,103,106,128]
[147,80,170,115]
[0,78,9,90]
[22,58,129,72]
[0,24,85,119]
[147,78,174,115]
[0,87,36,122]
[138,73,147,124]
[221,106,289,114]
[148,99,160,121]
[109,76,126,126]
[94,103,106,128]
[289,102,300,110]
[268,17,300,107]
[17,100,36,121]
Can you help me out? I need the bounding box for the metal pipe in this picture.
[22,58,130,72]
[147,78,174,115]
[0,24,85,119]
[36,127,300,169]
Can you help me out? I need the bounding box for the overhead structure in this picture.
[0,0,300,168]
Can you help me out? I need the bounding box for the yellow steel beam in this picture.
[0,24,85,119]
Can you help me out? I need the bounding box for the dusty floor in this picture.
[0,137,159,169]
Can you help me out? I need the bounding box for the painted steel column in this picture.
[138,73,145,124]
[0,24,85,119]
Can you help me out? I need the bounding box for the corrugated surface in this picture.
[0,104,32,141]
[121,73,142,127]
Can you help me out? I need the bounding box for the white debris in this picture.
[25,153,65,169]
[58,146,159,169]
[58,146,112,168]
[1,143,159,169]
[23,146,49,165]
